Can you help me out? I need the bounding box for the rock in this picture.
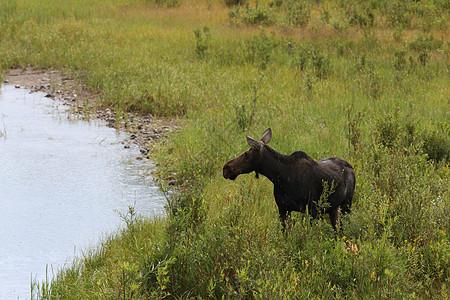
[3,80,9,83]
[140,148,149,155]
[45,93,55,98]
[15,84,20,88]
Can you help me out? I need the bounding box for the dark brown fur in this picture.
[223,128,356,231]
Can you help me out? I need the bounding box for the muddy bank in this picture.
[3,68,179,158]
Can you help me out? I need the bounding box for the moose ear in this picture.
[246,135,262,149]
[260,128,272,145]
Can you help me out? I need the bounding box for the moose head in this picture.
[223,128,272,180]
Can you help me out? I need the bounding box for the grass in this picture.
[1,0,449,298]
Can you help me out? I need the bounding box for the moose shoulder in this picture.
[223,128,356,231]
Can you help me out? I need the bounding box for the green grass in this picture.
[1,0,449,298]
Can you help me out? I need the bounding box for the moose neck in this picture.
[255,146,292,185]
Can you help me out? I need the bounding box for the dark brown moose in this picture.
[223,128,356,231]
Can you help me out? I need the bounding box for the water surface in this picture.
[0,85,165,299]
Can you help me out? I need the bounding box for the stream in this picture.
[0,84,165,299]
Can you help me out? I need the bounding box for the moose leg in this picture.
[307,201,318,222]
[329,207,340,232]
[279,210,289,232]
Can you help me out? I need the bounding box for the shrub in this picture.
[358,61,383,100]
[245,32,278,69]
[346,105,365,152]
[394,49,408,71]
[422,122,450,162]
[376,114,400,148]
[310,50,330,79]
[232,92,258,132]
[288,46,330,78]
[408,34,443,52]
[223,0,247,7]
[284,0,311,26]
[241,5,275,25]
[347,4,375,28]
[387,1,412,28]
[194,26,211,59]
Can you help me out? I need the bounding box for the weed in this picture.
[375,110,401,148]
[346,105,364,153]
[117,204,138,233]
[310,50,330,79]
[316,180,335,213]
[394,49,408,71]
[417,50,430,66]
[347,4,375,28]
[283,0,310,27]
[303,70,316,97]
[245,32,278,69]
[358,63,383,100]
[393,25,404,42]
[408,34,443,53]
[387,1,412,28]
[232,80,259,132]
[422,122,450,162]
[241,4,275,26]
[194,26,211,59]
[224,0,247,7]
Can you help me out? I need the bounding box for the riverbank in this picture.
[4,68,179,161]
[0,83,166,299]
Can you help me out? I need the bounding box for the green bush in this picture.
[244,32,278,69]
[347,4,375,28]
[387,1,412,28]
[409,34,444,52]
[241,5,275,25]
[284,0,311,26]
[223,0,247,7]
[422,122,450,162]
[194,26,211,59]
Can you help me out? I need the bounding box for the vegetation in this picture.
[1,0,448,298]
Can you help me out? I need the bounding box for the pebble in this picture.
[140,148,149,155]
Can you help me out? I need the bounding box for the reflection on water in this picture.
[0,85,165,299]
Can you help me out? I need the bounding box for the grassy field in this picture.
[1,0,449,298]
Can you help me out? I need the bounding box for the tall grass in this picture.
[2,0,448,298]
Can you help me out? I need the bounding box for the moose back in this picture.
[223,128,356,230]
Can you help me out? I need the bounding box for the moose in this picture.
[223,128,356,231]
